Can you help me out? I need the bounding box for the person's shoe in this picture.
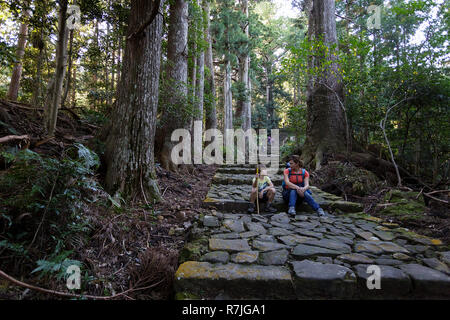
[266,203,277,213]
[317,208,326,217]
[248,203,255,213]
[288,206,296,216]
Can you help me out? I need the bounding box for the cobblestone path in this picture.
[174,165,450,299]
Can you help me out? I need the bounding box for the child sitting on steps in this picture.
[248,165,277,213]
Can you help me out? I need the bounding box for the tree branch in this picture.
[0,135,30,144]
[0,269,163,300]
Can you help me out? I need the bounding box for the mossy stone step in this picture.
[174,261,295,299]
[212,172,284,186]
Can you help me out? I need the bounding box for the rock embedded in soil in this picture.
[337,253,375,265]
[291,244,343,258]
[231,251,259,264]
[209,238,251,252]
[200,251,230,264]
[203,215,220,227]
[252,240,288,252]
[259,249,289,266]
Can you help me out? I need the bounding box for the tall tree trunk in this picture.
[159,0,189,172]
[239,0,251,132]
[44,0,69,135]
[105,16,111,106]
[193,0,205,157]
[111,35,116,98]
[71,66,77,108]
[7,10,30,101]
[104,0,164,201]
[61,29,74,107]
[189,3,198,127]
[204,0,217,130]
[116,34,122,90]
[265,61,274,128]
[303,0,346,169]
[224,58,233,137]
[31,32,44,107]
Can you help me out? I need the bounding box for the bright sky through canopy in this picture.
[273,0,298,19]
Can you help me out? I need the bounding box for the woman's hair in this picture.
[289,155,303,167]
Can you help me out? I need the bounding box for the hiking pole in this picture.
[256,166,260,215]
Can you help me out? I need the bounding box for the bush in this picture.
[0,144,100,280]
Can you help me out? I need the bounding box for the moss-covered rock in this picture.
[377,189,427,222]
[313,163,382,197]
[179,236,209,264]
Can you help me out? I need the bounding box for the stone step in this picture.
[174,261,295,299]
[212,173,284,186]
[217,167,259,174]
[175,210,450,299]
[203,185,363,214]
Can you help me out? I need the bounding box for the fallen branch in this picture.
[0,135,30,144]
[423,192,449,204]
[425,190,449,196]
[376,203,399,207]
[35,136,54,147]
[0,269,162,300]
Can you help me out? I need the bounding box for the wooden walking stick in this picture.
[256,166,260,214]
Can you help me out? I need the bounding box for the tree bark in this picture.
[194,0,205,142]
[265,61,274,128]
[61,29,74,107]
[224,59,233,133]
[158,0,189,172]
[31,32,44,107]
[204,0,217,130]
[71,66,77,108]
[240,0,251,131]
[303,0,347,169]
[7,10,30,101]
[104,0,165,201]
[44,0,69,135]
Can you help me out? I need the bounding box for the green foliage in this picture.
[0,239,28,256]
[0,144,100,221]
[0,144,99,283]
[281,0,449,184]
[31,241,82,281]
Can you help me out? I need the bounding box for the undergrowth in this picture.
[0,143,101,290]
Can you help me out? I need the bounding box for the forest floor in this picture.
[0,99,448,299]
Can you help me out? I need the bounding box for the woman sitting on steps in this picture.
[282,155,326,217]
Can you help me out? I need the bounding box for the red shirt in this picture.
[284,168,309,186]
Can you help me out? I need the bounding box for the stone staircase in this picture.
[173,165,450,300]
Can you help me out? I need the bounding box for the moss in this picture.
[384,189,424,204]
[343,212,370,220]
[394,228,442,245]
[378,189,427,223]
[174,291,200,300]
[179,237,209,263]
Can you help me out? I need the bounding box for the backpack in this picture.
[281,168,306,190]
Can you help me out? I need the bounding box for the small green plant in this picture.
[31,241,82,281]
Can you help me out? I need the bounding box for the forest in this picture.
[0,0,449,301]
